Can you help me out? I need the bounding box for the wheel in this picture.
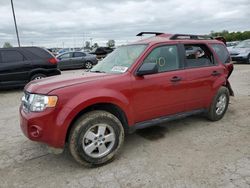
[69,110,124,167]
[85,61,93,69]
[207,86,230,121]
[30,73,46,81]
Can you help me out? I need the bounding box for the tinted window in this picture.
[1,51,24,63]
[143,45,180,73]
[25,47,53,59]
[211,44,230,64]
[74,52,85,57]
[184,44,214,68]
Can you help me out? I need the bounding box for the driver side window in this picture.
[143,45,180,73]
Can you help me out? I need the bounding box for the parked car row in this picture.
[0,47,60,88]
[0,46,101,88]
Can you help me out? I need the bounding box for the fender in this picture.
[65,90,133,124]
[206,75,227,106]
[52,88,134,146]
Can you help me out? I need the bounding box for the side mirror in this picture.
[136,63,158,76]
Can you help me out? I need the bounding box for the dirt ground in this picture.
[0,64,249,188]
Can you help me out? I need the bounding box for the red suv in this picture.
[20,33,234,166]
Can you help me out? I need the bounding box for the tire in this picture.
[69,110,124,167]
[85,61,93,69]
[207,86,230,121]
[247,54,250,64]
[30,73,46,81]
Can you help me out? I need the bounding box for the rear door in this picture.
[0,49,30,86]
[131,44,188,123]
[73,52,86,68]
[182,43,225,110]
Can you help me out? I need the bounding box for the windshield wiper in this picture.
[90,70,106,73]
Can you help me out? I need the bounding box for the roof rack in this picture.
[136,32,164,36]
[170,34,213,40]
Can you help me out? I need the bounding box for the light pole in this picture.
[11,0,20,47]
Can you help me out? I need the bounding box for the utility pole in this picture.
[83,32,85,48]
[11,0,20,47]
[90,38,93,49]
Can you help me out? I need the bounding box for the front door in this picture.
[131,44,188,123]
[58,52,73,69]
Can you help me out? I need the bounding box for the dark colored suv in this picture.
[20,33,233,167]
[0,47,60,88]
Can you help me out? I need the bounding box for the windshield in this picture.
[236,40,250,48]
[90,44,147,74]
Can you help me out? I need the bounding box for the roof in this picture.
[132,32,225,45]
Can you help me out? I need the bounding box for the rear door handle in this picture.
[170,76,182,82]
[211,71,221,76]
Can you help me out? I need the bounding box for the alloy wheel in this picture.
[82,124,115,158]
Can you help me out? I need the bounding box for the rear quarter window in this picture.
[24,47,53,59]
[210,44,230,64]
[1,50,25,63]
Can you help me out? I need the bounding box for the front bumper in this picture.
[19,105,70,148]
[231,54,249,62]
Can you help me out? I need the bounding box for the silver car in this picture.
[56,51,98,70]
[229,39,250,63]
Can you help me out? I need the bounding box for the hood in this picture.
[25,72,111,94]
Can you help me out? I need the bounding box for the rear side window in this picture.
[210,44,230,64]
[184,44,214,68]
[1,51,24,63]
[143,45,180,73]
[74,52,85,57]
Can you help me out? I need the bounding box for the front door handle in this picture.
[170,76,182,82]
[211,71,221,76]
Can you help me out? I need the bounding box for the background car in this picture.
[228,39,250,63]
[90,47,114,60]
[56,51,98,70]
[226,41,240,51]
[0,47,60,88]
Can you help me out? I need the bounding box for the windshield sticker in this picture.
[111,66,128,73]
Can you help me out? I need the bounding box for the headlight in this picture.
[22,93,58,112]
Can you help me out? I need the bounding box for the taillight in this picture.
[48,57,58,64]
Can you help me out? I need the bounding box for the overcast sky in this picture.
[0,0,249,48]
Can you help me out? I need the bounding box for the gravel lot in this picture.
[0,64,250,188]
